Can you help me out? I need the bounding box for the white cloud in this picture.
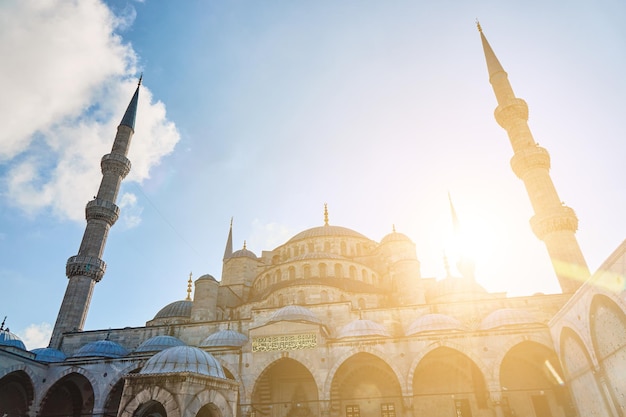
[119,192,143,228]
[0,0,180,221]
[249,219,295,252]
[16,322,53,350]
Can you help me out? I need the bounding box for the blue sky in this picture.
[1,0,624,349]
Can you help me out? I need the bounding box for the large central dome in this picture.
[287,225,369,243]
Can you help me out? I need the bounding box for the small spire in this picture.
[476,19,482,33]
[243,240,247,250]
[443,251,451,278]
[186,272,193,301]
[0,316,6,331]
[105,329,111,340]
[138,72,143,86]
[223,217,234,261]
[392,224,396,233]
[324,203,329,226]
[120,78,141,130]
[448,192,461,234]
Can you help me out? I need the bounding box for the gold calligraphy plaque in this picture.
[252,333,317,352]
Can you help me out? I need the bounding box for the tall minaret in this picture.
[477,24,589,293]
[49,79,141,348]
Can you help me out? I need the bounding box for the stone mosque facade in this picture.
[2,27,626,417]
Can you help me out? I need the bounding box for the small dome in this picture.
[268,305,323,326]
[406,314,464,335]
[140,346,225,378]
[73,339,129,358]
[31,347,67,363]
[479,308,542,330]
[231,248,257,259]
[380,231,412,244]
[337,319,391,338]
[197,274,218,282]
[200,329,248,348]
[135,335,186,353]
[0,329,26,350]
[154,300,193,320]
[288,225,369,243]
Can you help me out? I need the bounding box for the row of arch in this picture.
[254,262,381,294]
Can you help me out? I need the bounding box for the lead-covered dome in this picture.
[153,300,193,320]
[135,335,186,353]
[231,248,257,259]
[31,347,67,362]
[0,329,26,350]
[406,314,464,335]
[200,329,248,348]
[73,339,129,358]
[337,319,391,338]
[140,346,225,378]
[268,305,323,326]
[288,225,368,243]
[479,308,542,330]
[380,231,412,244]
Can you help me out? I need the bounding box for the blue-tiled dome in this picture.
[479,308,542,330]
[337,319,391,338]
[268,305,323,325]
[406,314,464,335]
[31,347,67,362]
[153,300,193,320]
[200,329,248,348]
[135,335,186,353]
[73,339,129,358]
[140,346,225,378]
[0,329,26,350]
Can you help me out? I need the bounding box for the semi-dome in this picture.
[140,345,225,378]
[153,300,193,320]
[406,314,464,335]
[288,225,369,243]
[380,231,412,244]
[268,305,323,326]
[231,248,257,259]
[73,339,129,358]
[200,329,248,348]
[337,319,391,338]
[31,347,67,363]
[0,329,26,350]
[135,335,186,353]
[479,308,542,330]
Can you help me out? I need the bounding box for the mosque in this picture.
[1,26,625,417]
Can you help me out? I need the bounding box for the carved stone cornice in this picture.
[66,255,107,282]
[510,146,551,179]
[85,198,120,225]
[530,206,579,240]
[101,153,131,178]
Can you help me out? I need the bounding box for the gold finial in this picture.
[243,240,247,250]
[186,272,193,300]
[392,224,396,233]
[138,73,143,86]
[324,203,329,226]
[476,19,483,33]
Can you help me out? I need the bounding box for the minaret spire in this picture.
[49,80,140,348]
[323,203,329,226]
[478,25,589,293]
[223,217,234,261]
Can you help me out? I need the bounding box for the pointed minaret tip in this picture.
[223,218,234,261]
[476,19,483,33]
[323,203,329,226]
[186,272,193,301]
[138,73,143,86]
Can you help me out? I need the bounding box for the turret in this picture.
[477,24,590,293]
[49,78,141,348]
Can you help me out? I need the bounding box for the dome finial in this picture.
[476,19,482,33]
[186,272,193,301]
[243,240,247,250]
[0,316,6,331]
[392,224,396,233]
[324,203,329,226]
[138,72,143,86]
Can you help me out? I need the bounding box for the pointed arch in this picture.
[0,370,34,417]
[118,386,180,417]
[39,372,95,417]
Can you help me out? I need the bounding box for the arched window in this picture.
[308,242,314,252]
[319,263,327,278]
[349,265,357,279]
[341,241,347,256]
[324,241,331,253]
[358,298,366,309]
[288,266,296,280]
[274,269,281,283]
[335,263,343,278]
[362,269,368,282]
[304,264,311,279]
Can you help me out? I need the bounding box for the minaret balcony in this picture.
[530,206,579,240]
[101,153,131,178]
[510,146,551,179]
[66,255,107,282]
[494,98,529,129]
[85,198,120,225]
